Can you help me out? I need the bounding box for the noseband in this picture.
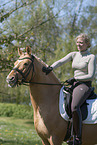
[12,55,35,84]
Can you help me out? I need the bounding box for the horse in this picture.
[6,46,97,145]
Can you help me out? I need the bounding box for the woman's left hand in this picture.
[66,77,76,85]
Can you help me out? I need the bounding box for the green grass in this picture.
[0,117,67,145]
[0,117,41,145]
[0,103,33,119]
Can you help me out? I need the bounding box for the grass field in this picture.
[0,117,67,145]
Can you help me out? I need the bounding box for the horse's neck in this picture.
[29,57,61,110]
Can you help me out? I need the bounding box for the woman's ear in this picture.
[18,48,23,56]
[26,46,31,55]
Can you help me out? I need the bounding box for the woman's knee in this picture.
[71,84,89,112]
[71,103,79,112]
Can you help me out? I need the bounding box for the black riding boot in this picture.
[67,110,82,145]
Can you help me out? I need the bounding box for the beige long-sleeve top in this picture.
[51,50,96,81]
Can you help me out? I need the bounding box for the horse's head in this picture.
[6,46,34,87]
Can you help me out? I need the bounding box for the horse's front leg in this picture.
[49,135,63,145]
[41,136,63,145]
[42,138,50,145]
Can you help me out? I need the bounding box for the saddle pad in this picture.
[59,86,97,124]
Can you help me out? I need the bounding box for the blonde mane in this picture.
[34,55,48,66]
[33,54,61,83]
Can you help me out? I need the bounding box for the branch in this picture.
[18,14,58,38]
[1,0,14,6]
[1,1,69,40]
[70,0,83,34]
[0,0,36,22]
[18,2,69,38]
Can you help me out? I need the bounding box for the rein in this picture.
[22,81,64,86]
[12,55,65,87]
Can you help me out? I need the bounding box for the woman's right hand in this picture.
[42,66,53,75]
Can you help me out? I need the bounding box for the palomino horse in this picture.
[6,47,97,145]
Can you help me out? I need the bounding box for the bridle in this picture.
[12,55,35,85]
[12,55,64,86]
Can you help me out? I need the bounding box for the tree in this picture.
[0,0,66,103]
[0,0,64,71]
[0,0,97,104]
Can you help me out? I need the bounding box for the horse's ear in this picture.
[26,46,31,55]
[18,48,23,56]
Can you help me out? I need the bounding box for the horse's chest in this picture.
[34,111,49,137]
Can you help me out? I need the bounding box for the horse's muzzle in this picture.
[6,75,18,87]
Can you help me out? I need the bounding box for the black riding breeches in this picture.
[71,82,91,112]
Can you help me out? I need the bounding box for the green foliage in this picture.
[0,103,33,119]
[1,0,97,70]
[0,0,97,104]
[0,0,61,70]
[0,72,30,104]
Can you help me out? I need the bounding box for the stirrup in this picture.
[67,136,82,145]
[74,137,82,145]
[66,136,73,145]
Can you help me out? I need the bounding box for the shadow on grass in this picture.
[25,120,34,125]
[0,139,42,145]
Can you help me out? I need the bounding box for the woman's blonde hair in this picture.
[76,33,91,48]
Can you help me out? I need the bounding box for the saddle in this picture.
[64,85,97,120]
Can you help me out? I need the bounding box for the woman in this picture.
[42,33,96,145]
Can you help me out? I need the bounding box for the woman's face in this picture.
[76,38,88,52]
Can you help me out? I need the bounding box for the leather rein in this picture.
[12,55,63,86]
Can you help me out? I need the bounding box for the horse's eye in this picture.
[24,63,28,66]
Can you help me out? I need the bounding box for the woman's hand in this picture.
[66,78,76,85]
[42,66,53,75]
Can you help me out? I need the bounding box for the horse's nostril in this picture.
[10,77,15,81]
